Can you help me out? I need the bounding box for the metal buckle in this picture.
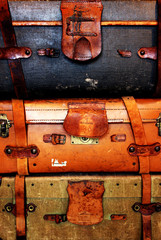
[0,114,11,138]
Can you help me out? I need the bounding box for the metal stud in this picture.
[129,146,135,153]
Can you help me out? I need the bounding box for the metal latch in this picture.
[71,136,99,145]
[0,114,11,138]
[156,113,161,136]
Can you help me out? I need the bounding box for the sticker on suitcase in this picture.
[51,159,67,167]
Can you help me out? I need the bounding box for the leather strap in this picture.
[12,99,29,175]
[0,0,28,99]
[15,175,26,237]
[122,96,151,240]
[155,0,161,97]
[122,96,149,174]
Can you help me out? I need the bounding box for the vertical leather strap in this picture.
[15,175,26,237]
[122,96,151,240]
[122,96,149,174]
[0,0,28,99]
[155,0,161,97]
[12,99,29,175]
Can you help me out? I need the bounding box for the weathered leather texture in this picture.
[61,0,103,61]
[67,181,104,225]
[0,98,161,174]
[63,102,108,137]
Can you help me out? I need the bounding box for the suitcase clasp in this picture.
[0,114,11,138]
[156,113,161,136]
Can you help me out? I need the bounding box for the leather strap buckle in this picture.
[43,134,66,145]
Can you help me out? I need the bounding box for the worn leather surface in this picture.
[15,175,26,237]
[122,97,151,240]
[12,99,29,175]
[63,102,108,137]
[61,0,103,61]
[67,181,104,225]
[122,96,149,174]
[0,98,161,174]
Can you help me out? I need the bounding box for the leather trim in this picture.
[12,100,29,175]
[122,96,149,174]
[15,175,26,237]
[67,181,104,225]
[122,97,151,240]
[63,102,108,137]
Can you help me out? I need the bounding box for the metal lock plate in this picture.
[156,113,161,136]
[0,114,11,138]
[71,136,99,145]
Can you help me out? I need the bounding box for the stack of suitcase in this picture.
[0,0,161,239]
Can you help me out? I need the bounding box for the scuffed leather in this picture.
[63,102,108,137]
[61,0,103,61]
[67,181,104,225]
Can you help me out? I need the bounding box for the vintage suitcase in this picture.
[0,0,161,99]
[0,97,161,175]
[0,175,161,240]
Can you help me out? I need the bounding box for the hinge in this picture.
[156,113,161,136]
[0,114,11,138]
[43,214,67,224]
[43,134,66,145]
[37,48,60,58]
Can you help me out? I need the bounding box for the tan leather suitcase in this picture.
[0,97,161,175]
[0,175,161,240]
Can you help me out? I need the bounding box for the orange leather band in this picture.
[122,96,151,240]
[0,0,28,99]
[15,175,26,237]
[12,99,29,175]
[122,96,149,174]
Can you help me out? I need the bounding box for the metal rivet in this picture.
[5,148,12,154]
[134,205,140,212]
[25,50,30,55]
[155,146,160,152]
[5,205,13,212]
[156,205,161,212]
[31,148,37,154]
[140,50,145,56]
[129,147,135,153]
[28,204,36,212]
